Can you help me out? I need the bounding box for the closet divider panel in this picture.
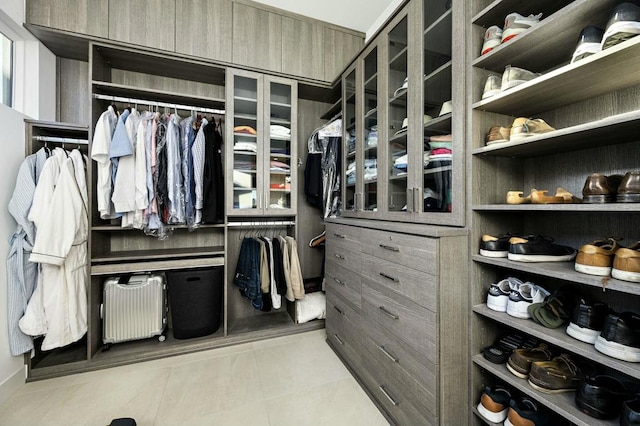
[175,0,233,63]
[108,0,176,52]
[232,3,282,73]
[57,58,91,126]
[26,0,108,37]
[281,16,325,82]
[324,27,364,84]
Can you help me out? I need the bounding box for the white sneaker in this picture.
[481,25,503,55]
[502,12,543,43]
[487,277,523,312]
[506,282,550,319]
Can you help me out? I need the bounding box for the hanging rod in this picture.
[33,135,89,144]
[227,220,295,228]
[92,93,225,115]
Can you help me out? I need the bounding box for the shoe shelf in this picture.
[473,354,617,426]
[474,305,640,381]
[473,204,640,212]
[471,406,502,426]
[423,113,451,135]
[472,0,619,72]
[473,255,640,296]
[472,0,573,28]
[472,35,640,116]
[90,256,225,275]
[472,109,640,157]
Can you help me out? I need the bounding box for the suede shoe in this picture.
[582,172,624,203]
[621,396,640,426]
[528,354,587,394]
[508,235,577,262]
[481,25,503,55]
[482,75,502,99]
[571,26,605,63]
[501,65,540,91]
[477,385,512,423]
[595,312,640,362]
[575,375,629,420]
[612,241,640,282]
[566,299,611,344]
[601,2,640,50]
[575,237,622,276]
[509,117,556,140]
[617,171,640,202]
[504,397,555,426]
[507,343,553,379]
[502,12,543,43]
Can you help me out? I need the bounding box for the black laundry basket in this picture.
[166,267,223,339]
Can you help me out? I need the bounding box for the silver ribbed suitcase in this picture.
[101,273,167,349]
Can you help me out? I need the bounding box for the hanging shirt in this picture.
[180,116,195,227]
[90,106,118,219]
[192,118,208,224]
[166,113,185,224]
[112,108,140,219]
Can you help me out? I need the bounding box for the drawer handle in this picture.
[377,344,399,363]
[334,277,345,286]
[379,385,399,406]
[379,244,399,252]
[334,305,344,315]
[333,334,345,345]
[379,306,399,320]
[334,253,345,260]
[379,272,399,283]
[333,233,346,239]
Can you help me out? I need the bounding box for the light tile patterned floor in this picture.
[0,330,390,426]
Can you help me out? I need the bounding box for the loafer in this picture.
[571,26,605,63]
[510,117,556,140]
[487,277,523,312]
[508,235,577,263]
[621,396,640,426]
[501,65,540,91]
[575,237,621,276]
[477,385,511,423]
[507,343,553,379]
[482,75,502,99]
[480,233,519,258]
[502,12,543,43]
[617,171,640,203]
[582,172,624,203]
[505,397,555,426]
[612,241,640,282]
[566,299,611,344]
[481,25,503,55]
[528,354,587,394]
[595,312,640,362]
[485,126,511,145]
[601,2,640,50]
[575,375,629,420]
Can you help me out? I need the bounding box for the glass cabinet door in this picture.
[363,47,379,212]
[343,68,357,212]
[232,74,261,212]
[386,15,409,214]
[266,80,294,212]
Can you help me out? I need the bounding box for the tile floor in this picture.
[0,329,389,426]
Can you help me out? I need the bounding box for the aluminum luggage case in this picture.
[101,273,167,347]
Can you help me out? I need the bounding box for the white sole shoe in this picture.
[480,249,508,258]
[594,336,640,362]
[506,301,531,319]
[477,402,508,423]
[566,322,600,344]
[612,268,640,282]
[508,253,576,262]
[575,263,612,276]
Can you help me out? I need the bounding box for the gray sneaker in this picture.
[501,65,539,91]
[482,75,502,99]
[601,2,640,50]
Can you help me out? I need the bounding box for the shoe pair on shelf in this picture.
[482,65,540,99]
[480,234,577,262]
[583,171,640,203]
[575,237,640,281]
[571,2,640,64]
[478,385,559,425]
[486,277,550,319]
[480,12,543,55]
[485,117,556,145]
[506,188,580,204]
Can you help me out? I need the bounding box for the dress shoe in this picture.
[486,126,511,145]
[601,2,640,50]
[595,312,640,362]
[617,171,640,202]
[621,396,640,426]
[566,299,611,344]
[612,241,640,282]
[510,117,556,140]
[582,172,624,203]
[575,375,629,420]
[575,237,621,276]
[531,188,579,204]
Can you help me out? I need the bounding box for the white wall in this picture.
[0,0,55,406]
[365,0,404,41]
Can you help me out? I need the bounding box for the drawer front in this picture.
[326,292,361,370]
[359,349,437,426]
[361,252,437,312]
[361,228,439,275]
[325,259,362,309]
[362,280,437,358]
[325,244,361,273]
[326,223,361,252]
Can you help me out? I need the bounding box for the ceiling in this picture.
[249,0,398,34]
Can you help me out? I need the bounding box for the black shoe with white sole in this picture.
[595,312,640,362]
[508,235,576,262]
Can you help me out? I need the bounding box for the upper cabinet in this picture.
[26,0,108,37]
[232,3,282,73]
[175,0,233,63]
[226,68,298,216]
[108,0,176,51]
[324,28,364,83]
[282,16,324,82]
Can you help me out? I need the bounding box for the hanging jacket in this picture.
[202,120,224,224]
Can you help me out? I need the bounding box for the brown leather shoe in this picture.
[486,126,511,145]
[617,171,640,203]
[575,237,621,276]
[506,343,553,378]
[528,354,586,394]
[612,242,640,282]
[582,173,623,203]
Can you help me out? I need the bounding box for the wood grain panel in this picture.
[27,0,108,37]
[175,0,232,63]
[232,3,282,72]
[110,69,225,100]
[324,28,364,84]
[108,0,176,51]
[281,16,324,81]
[361,228,439,275]
[325,260,362,309]
[57,58,90,126]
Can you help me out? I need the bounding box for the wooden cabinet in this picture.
[324,27,364,84]
[325,219,468,426]
[282,16,324,82]
[232,3,282,72]
[26,0,108,37]
[175,0,233,63]
[108,0,176,51]
[469,0,640,425]
[226,68,298,216]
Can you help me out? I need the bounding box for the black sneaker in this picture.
[480,233,518,258]
[595,312,640,362]
[508,235,577,262]
[571,26,604,63]
[575,375,629,420]
[622,396,640,426]
[483,333,538,364]
[505,397,555,426]
[566,299,611,344]
[602,2,640,50]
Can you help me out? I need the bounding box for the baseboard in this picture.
[0,367,25,406]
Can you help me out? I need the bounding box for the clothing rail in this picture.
[227,220,295,228]
[92,93,225,115]
[33,136,89,144]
